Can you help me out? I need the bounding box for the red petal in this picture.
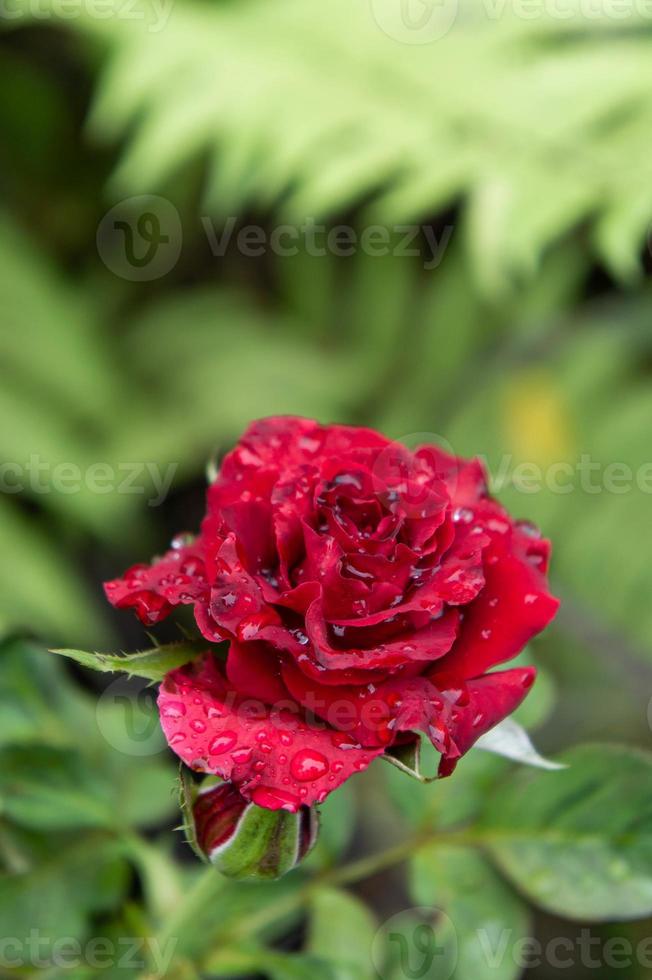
[226,641,289,705]
[282,660,444,748]
[104,540,209,627]
[436,667,536,775]
[434,547,559,682]
[305,601,460,671]
[158,654,384,811]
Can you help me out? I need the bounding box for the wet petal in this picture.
[104,539,209,627]
[158,653,384,811]
[436,667,537,776]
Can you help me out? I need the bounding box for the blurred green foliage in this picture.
[2,1,652,977]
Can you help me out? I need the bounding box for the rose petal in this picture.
[226,641,289,705]
[436,667,537,776]
[104,540,209,626]
[158,653,384,810]
[305,601,460,671]
[434,546,558,681]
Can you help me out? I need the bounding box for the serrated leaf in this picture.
[50,642,203,681]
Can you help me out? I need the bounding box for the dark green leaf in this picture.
[480,743,652,921]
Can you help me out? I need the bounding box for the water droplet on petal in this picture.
[190,719,207,733]
[171,532,195,550]
[517,520,541,539]
[250,786,301,811]
[453,507,474,524]
[208,732,237,754]
[290,749,329,782]
[162,701,186,719]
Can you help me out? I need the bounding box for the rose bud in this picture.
[106,416,559,812]
[188,779,318,879]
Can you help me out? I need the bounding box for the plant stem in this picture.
[161,824,482,971]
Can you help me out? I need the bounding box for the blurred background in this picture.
[2,1,652,977]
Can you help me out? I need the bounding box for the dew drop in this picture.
[453,507,474,524]
[517,520,541,539]
[290,748,329,782]
[250,786,301,811]
[171,532,194,550]
[162,701,186,719]
[190,719,207,733]
[208,732,237,754]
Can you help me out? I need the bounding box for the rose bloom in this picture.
[105,417,558,812]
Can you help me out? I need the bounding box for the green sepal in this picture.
[382,736,438,783]
[48,641,205,682]
[215,804,311,881]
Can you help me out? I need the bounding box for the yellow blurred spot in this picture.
[502,370,574,466]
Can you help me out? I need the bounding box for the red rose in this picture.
[105,416,558,812]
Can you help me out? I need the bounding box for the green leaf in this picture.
[480,743,652,921]
[308,887,377,980]
[50,642,203,681]
[0,834,129,945]
[384,737,506,831]
[0,745,114,831]
[206,948,336,979]
[410,845,530,980]
[474,719,565,771]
